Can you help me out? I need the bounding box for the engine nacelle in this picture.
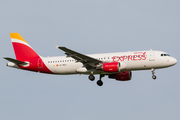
[102,62,120,72]
[108,71,132,81]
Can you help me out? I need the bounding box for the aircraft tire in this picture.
[97,80,103,86]
[89,74,95,81]
[152,75,156,79]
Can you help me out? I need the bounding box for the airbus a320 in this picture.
[4,33,177,86]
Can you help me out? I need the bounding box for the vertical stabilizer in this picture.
[10,33,40,61]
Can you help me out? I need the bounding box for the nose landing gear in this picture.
[151,68,157,79]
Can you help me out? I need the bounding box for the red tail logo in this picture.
[10,33,40,61]
[10,33,53,74]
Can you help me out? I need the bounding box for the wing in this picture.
[56,46,102,69]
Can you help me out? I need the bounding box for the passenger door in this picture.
[38,58,43,68]
[149,51,155,61]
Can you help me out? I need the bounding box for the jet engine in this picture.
[108,71,132,81]
[102,62,120,72]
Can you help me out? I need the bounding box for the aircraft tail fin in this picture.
[10,33,40,61]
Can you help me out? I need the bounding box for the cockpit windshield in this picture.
[161,54,170,56]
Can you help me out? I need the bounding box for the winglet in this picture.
[55,45,59,49]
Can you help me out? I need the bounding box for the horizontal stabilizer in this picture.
[4,57,28,65]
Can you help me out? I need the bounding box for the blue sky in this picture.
[0,0,180,120]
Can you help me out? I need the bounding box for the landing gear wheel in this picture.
[151,68,157,80]
[88,74,95,81]
[97,80,103,86]
[152,75,156,79]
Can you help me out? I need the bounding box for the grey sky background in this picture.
[0,0,180,120]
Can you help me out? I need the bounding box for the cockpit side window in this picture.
[161,53,170,56]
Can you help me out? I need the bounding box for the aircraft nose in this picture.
[171,57,177,65]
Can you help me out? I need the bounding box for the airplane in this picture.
[4,33,177,86]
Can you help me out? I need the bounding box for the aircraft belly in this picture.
[46,63,82,74]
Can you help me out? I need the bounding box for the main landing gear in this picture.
[151,68,157,80]
[88,74,95,81]
[88,71,95,81]
[97,74,105,86]
[88,74,105,86]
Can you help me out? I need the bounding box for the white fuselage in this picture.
[40,50,177,75]
[6,33,177,86]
